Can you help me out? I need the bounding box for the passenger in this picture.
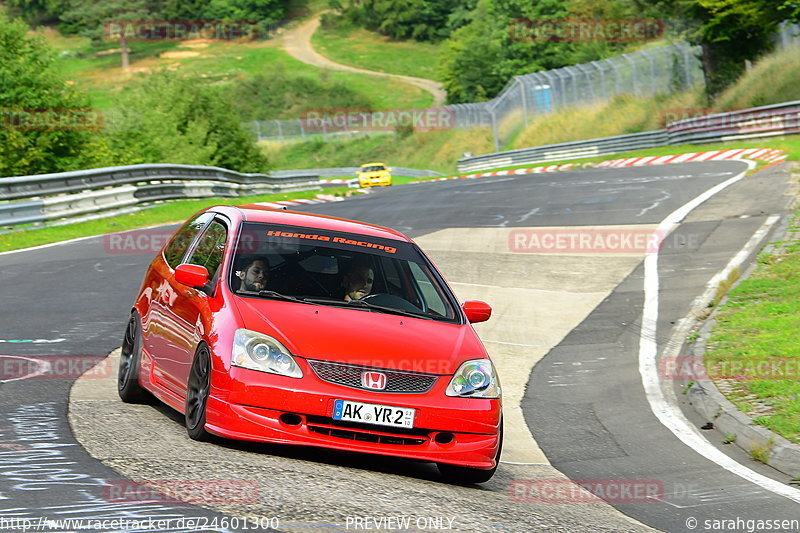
[341,262,374,301]
[237,258,269,292]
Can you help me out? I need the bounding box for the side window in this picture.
[408,262,449,317]
[378,256,402,295]
[186,220,228,284]
[163,212,214,269]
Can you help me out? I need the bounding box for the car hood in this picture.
[231,297,485,375]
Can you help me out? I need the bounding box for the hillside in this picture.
[268,44,800,174]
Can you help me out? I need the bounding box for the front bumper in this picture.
[205,365,501,468]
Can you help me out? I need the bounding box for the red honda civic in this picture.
[119,205,502,483]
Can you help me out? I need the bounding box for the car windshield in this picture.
[229,222,458,322]
[361,165,385,172]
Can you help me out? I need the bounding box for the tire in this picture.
[185,345,213,441]
[118,312,150,403]
[438,421,503,484]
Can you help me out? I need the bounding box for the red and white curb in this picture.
[252,191,369,210]
[427,148,788,184]
[320,178,356,184]
[594,148,787,168]
[253,196,341,210]
[425,164,578,182]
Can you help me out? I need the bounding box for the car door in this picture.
[157,217,229,397]
[143,212,214,385]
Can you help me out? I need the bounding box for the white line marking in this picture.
[0,222,175,256]
[0,338,66,344]
[639,160,800,504]
[483,340,552,348]
[449,281,602,296]
[0,355,51,383]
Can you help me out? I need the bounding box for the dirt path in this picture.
[282,14,447,107]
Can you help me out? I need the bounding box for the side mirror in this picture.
[462,300,492,323]
[175,264,209,288]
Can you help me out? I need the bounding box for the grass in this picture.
[312,19,441,81]
[508,90,703,150]
[715,47,800,110]
[263,127,495,174]
[41,28,433,113]
[0,188,350,253]
[748,439,775,464]
[704,210,800,444]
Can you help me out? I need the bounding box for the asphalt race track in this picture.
[1,161,799,532]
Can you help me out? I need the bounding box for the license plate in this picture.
[332,399,415,428]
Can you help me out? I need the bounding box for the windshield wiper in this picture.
[257,290,309,303]
[237,289,312,305]
[344,299,432,319]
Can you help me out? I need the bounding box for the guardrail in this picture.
[458,100,800,172]
[0,164,319,227]
[457,130,668,172]
[667,100,800,145]
[270,167,442,179]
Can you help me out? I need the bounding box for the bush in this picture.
[0,13,103,177]
[103,72,269,172]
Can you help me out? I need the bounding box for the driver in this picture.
[237,257,269,292]
[341,263,374,301]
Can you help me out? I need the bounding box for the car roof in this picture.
[360,162,385,167]
[214,204,412,242]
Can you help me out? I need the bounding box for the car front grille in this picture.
[308,426,426,446]
[306,359,438,393]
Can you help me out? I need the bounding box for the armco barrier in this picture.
[0,164,319,227]
[458,100,800,172]
[269,167,443,179]
[458,130,667,172]
[667,100,800,145]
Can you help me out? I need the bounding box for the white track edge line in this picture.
[639,160,800,503]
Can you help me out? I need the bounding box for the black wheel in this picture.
[118,312,149,403]
[438,421,503,484]
[185,345,212,441]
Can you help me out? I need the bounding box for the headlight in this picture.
[445,359,501,398]
[232,329,303,378]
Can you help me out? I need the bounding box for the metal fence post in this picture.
[576,64,595,103]
[519,77,529,127]
[623,54,639,95]
[682,44,693,88]
[642,50,657,94]
[490,107,500,152]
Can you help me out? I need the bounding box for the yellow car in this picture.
[356,163,393,187]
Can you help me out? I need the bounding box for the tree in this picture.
[60,0,155,70]
[651,0,800,96]
[0,14,101,177]
[337,0,476,41]
[4,0,69,24]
